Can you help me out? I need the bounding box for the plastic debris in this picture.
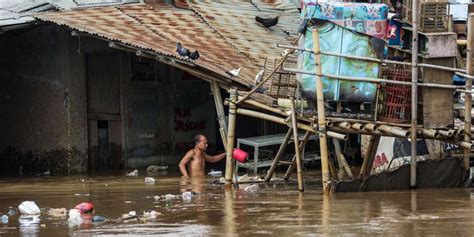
[1,215,8,224]
[121,211,139,221]
[40,224,46,228]
[126,169,139,176]
[243,184,259,193]
[92,215,106,222]
[18,201,41,215]
[47,208,67,217]
[7,207,16,216]
[165,194,175,201]
[237,174,250,183]
[143,210,159,220]
[147,165,168,172]
[68,209,82,226]
[208,169,223,177]
[19,215,40,227]
[182,191,192,202]
[153,196,160,201]
[74,202,94,214]
[144,177,156,184]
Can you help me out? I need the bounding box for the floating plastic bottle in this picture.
[1,215,8,224]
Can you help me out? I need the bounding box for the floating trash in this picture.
[182,192,192,202]
[144,177,156,184]
[208,170,223,177]
[47,208,67,217]
[1,215,8,224]
[126,169,138,176]
[18,201,40,215]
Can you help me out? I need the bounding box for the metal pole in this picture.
[464,13,474,170]
[410,0,419,188]
[312,28,331,192]
[225,88,237,188]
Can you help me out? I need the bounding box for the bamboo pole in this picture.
[410,0,419,188]
[290,97,304,192]
[264,128,293,182]
[378,125,411,137]
[235,108,347,140]
[278,44,467,74]
[328,155,338,181]
[333,138,354,180]
[351,123,365,130]
[337,122,351,129]
[364,123,379,131]
[312,28,331,192]
[438,130,454,138]
[359,135,381,178]
[284,68,466,91]
[283,132,311,181]
[211,82,228,142]
[225,88,238,188]
[464,13,474,170]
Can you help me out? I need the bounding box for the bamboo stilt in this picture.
[464,13,474,170]
[359,135,381,178]
[283,132,311,181]
[410,0,419,189]
[290,97,304,192]
[328,155,338,181]
[312,28,331,192]
[333,138,354,179]
[225,88,238,188]
[264,128,293,182]
[211,82,228,138]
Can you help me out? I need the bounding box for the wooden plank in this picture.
[86,53,121,115]
[88,120,98,172]
[109,121,122,169]
[421,58,454,128]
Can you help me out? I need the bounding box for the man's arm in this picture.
[205,152,226,163]
[179,150,194,177]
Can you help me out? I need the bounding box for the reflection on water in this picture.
[0,171,474,236]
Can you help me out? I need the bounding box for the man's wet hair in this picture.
[192,134,205,147]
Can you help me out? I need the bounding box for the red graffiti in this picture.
[173,119,206,132]
[372,153,389,170]
[173,107,206,132]
[175,107,192,119]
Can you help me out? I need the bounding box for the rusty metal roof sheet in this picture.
[188,0,301,68]
[35,3,259,86]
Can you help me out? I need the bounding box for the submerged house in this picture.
[0,0,300,174]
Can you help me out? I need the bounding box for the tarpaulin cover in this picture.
[333,158,468,192]
[298,22,379,102]
[301,1,388,39]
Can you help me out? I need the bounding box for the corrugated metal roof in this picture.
[35,3,259,86]
[188,0,301,67]
[0,0,140,27]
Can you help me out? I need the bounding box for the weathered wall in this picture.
[0,25,86,174]
[0,24,262,173]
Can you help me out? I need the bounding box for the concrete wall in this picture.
[0,25,86,174]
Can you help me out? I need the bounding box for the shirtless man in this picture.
[179,134,226,177]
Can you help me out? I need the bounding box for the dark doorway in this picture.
[86,53,123,171]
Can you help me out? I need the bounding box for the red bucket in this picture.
[233,148,248,163]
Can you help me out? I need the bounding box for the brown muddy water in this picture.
[1,171,474,236]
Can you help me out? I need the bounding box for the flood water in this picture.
[1,170,474,236]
